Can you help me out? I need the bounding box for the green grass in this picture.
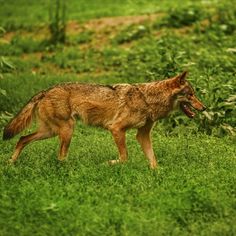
[1,128,236,236]
[0,0,236,235]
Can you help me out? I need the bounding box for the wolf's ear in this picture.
[176,71,188,85]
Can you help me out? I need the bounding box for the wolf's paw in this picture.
[149,164,158,170]
[57,157,67,162]
[149,160,158,170]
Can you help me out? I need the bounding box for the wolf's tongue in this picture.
[180,102,195,118]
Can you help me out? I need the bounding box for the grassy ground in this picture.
[0,130,235,236]
[0,0,236,235]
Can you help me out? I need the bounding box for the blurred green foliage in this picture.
[49,0,66,44]
[156,5,207,28]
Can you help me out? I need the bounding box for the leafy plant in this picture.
[156,5,206,28]
[0,111,13,127]
[74,30,94,44]
[0,27,6,37]
[49,0,67,44]
[113,24,150,44]
[0,36,51,56]
[196,73,236,136]
[0,56,15,74]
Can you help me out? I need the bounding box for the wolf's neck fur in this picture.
[140,79,177,120]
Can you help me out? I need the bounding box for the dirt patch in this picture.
[1,13,163,55]
[21,52,44,60]
[67,13,163,34]
[3,27,50,43]
[2,32,15,42]
[2,13,163,43]
[86,14,161,30]
[67,13,164,49]
[2,12,213,46]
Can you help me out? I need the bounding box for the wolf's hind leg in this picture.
[58,119,75,161]
[10,128,55,163]
[109,128,127,165]
[136,121,157,169]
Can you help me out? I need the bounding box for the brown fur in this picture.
[3,71,206,168]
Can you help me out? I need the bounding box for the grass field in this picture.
[0,0,236,235]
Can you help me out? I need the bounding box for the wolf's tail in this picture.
[2,91,45,140]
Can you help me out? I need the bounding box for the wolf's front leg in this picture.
[136,121,157,169]
[109,128,128,165]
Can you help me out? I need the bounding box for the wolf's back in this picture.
[2,91,45,140]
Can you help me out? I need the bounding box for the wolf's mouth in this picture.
[180,102,195,118]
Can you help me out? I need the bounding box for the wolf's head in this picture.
[172,71,206,118]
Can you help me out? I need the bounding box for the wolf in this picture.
[2,71,206,168]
